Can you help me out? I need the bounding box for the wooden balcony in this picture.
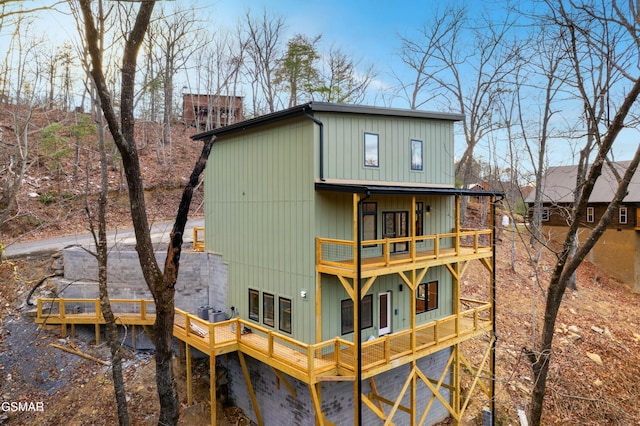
[316,229,493,278]
[35,297,491,385]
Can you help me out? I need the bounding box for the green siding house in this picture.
[192,102,498,425]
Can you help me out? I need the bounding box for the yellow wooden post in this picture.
[316,271,322,344]
[411,196,416,261]
[410,269,416,353]
[210,354,216,426]
[410,360,417,426]
[186,343,193,405]
[60,300,67,338]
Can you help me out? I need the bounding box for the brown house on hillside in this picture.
[526,161,640,291]
[182,93,244,130]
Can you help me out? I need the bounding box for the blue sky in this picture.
[2,0,637,166]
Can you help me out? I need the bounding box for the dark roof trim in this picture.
[315,182,503,197]
[191,102,465,141]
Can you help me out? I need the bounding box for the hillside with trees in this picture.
[1,1,640,425]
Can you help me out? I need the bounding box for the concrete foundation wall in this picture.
[222,348,451,425]
[55,247,229,315]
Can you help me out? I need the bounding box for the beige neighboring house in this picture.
[526,161,640,291]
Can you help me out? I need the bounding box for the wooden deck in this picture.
[316,230,493,278]
[35,297,492,385]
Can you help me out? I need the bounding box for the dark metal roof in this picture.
[315,181,503,197]
[191,102,465,141]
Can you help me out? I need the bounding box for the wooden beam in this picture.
[309,382,324,426]
[317,375,355,382]
[360,276,376,299]
[238,352,263,426]
[337,275,355,301]
[210,354,216,426]
[361,393,388,422]
[384,365,416,425]
[271,367,297,397]
[316,271,322,344]
[186,343,193,405]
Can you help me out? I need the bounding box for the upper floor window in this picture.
[364,133,379,167]
[586,206,594,223]
[416,281,438,314]
[619,206,628,224]
[410,139,423,170]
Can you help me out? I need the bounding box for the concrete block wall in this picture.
[56,247,228,316]
[223,348,452,425]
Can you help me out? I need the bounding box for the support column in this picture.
[210,355,216,426]
[186,343,192,405]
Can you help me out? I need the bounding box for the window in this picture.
[586,206,594,223]
[383,211,408,253]
[279,297,292,334]
[416,202,424,237]
[364,133,379,167]
[249,289,259,321]
[542,208,550,222]
[620,207,628,224]
[411,139,423,170]
[263,293,274,327]
[362,202,377,242]
[416,281,438,314]
[341,294,373,335]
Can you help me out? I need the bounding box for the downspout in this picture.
[356,189,371,425]
[304,113,325,181]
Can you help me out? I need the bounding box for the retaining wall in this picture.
[54,246,229,316]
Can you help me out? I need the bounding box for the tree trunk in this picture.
[92,84,130,425]
[155,135,215,426]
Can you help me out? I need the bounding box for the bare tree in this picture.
[149,3,208,164]
[525,1,640,424]
[244,9,285,114]
[77,2,215,424]
[0,16,46,240]
[397,5,521,218]
[185,29,245,130]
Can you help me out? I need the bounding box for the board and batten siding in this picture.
[204,118,317,344]
[316,192,455,340]
[317,112,455,185]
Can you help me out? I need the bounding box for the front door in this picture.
[383,211,408,253]
[378,291,391,335]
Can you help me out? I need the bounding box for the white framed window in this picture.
[586,207,594,223]
[619,206,628,224]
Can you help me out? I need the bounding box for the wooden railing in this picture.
[317,229,493,271]
[35,297,491,383]
[193,227,205,252]
[36,298,155,324]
